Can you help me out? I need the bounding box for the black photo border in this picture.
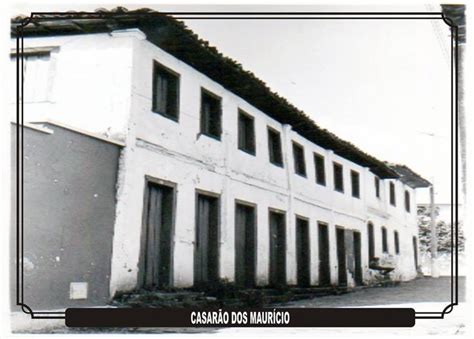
[13,9,459,324]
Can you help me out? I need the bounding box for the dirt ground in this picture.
[282,276,465,308]
[13,276,467,334]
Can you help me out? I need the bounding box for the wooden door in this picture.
[296,218,310,287]
[353,231,363,285]
[194,193,219,287]
[318,223,331,286]
[336,227,347,286]
[235,203,256,288]
[269,211,286,287]
[142,182,174,289]
[413,236,418,269]
[368,222,375,265]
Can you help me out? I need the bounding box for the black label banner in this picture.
[66,307,415,327]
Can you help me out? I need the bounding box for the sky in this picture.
[178,6,452,204]
[7,3,454,203]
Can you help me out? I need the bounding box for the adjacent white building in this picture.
[11,10,431,303]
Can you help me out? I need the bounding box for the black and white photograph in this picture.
[1,1,470,337]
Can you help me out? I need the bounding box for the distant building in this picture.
[11,9,431,311]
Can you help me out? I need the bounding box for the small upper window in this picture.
[268,127,283,167]
[152,61,180,120]
[351,170,360,198]
[333,162,344,193]
[292,142,306,177]
[389,182,396,206]
[238,110,256,155]
[200,89,222,140]
[404,190,411,212]
[314,153,326,186]
[374,176,380,198]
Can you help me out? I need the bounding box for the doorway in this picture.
[194,193,220,287]
[269,210,286,287]
[318,223,331,286]
[336,227,347,286]
[296,217,310,287]
[235,202,256,288]
[367,222,375,265]
[353,231,363,285]
[141,180,175,289]
[413,236,418,269]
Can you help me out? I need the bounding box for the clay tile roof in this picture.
[11,8,409,179]
[386,163,431,188]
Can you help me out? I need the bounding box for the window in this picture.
[152,61,180,120]
[314,153,326,186]
[268,127,283,167]
[382,227,388,253]
[389,182,396,206]
[404,190,411,212]
[200,89,222,140]
[10,51,52,103]
[238,110,255,155]
[374,176,380,198]
[292,142,306,177]
[394,231,400,254]
[350,170,360,198]
[333,162,344,193]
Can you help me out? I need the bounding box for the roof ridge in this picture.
[11,8,402,178]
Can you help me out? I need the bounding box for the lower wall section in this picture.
[109,145,419,296]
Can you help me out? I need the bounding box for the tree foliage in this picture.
[417,205,465,254]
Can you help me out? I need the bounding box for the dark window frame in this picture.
[237,109,256,155]
[350,170,360,198]
[267,127,284,168]
[152,61,180,121]
[404,190,411,213]
[292,141,307,177]
[200,88,222,141]
[374,176,380,199]
[333,162,344,193]
[389,181,396,206]
[313,152,326,186]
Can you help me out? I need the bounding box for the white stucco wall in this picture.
[14,30,422,298]
[10,31,137,139]
[107,30,421,295]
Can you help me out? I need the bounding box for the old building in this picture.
[11,9,431,311]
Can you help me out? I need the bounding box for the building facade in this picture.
[11,11,430,310]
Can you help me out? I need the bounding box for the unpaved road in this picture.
[14,276,467,334]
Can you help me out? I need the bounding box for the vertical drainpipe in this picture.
[221,127,233,283]
[327,150,337,284]
[282,124,295,285]
[363,167,370,279]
